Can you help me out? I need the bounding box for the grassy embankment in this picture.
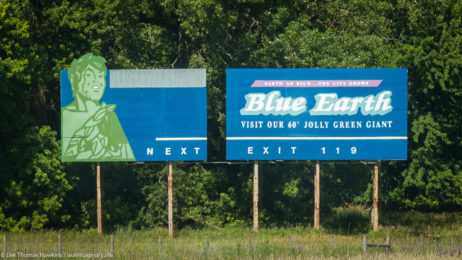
[2,209,461,259]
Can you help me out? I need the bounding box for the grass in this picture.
[1,210,461,259]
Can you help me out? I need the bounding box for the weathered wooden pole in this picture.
[168,162,174,238]
[158,236,162,254]
[205,236,209,254]
[253,161,259,231]
[110,234,115,256]
[96,162,103,235]
[247,235,251,253]
[372,161,379,231]
[363,235,367,252]
[314,160,320,229]
[58,234,62,255]
[2,234,6,259]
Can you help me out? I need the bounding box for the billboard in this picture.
[226,68,407,160]
[61,54,207,162]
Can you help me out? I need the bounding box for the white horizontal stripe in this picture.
[226,136,407,140]
[156,137,207,141]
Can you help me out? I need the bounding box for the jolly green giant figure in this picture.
[62,53,135,161]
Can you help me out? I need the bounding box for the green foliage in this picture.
[0,0,32,141]
[253,26,398,69]
[134,163,246,228]
[383,0,462,210]
[0,1,29,81]
[0,126,71,231]
[322,206,370,235]
[259,162,314,225]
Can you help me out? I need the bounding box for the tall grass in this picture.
[1,210,461,259]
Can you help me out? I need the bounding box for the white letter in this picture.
[165,147,171,155]
[290,97,307,115]
[194,147,200,154]
[248,147,254,154]
[334,97,351,113]
[265,91,279,112]
[147,148,154,155]
[310,93,337,115]
[374,91,393,114]
[181,147,187,155]
[240,93,266,115]
[363,95,375,113]
[348,97,364,114]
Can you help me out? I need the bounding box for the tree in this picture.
[384,0,462,210]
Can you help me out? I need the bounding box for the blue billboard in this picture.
[61,54,207,162]
[226,69,407,160]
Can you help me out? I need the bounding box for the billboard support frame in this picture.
[372,161,379,231]
[312,160,381,230]
[253,161,259,232]
[314,161,320,230]
[61,61,207,236]
[168,162,174,238]
[96,162,102,235]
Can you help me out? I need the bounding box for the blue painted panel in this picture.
[226,69,407,160]
[61,69,207,162]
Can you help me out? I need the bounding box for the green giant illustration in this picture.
[61,53,135,161]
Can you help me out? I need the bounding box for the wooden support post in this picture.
[289,236,293,251]
[158,236,162,254]
[96,162,103,235]
[253,161,259,232]
[372,161,379,231]
[2,234,6,259]
[314,160,320,229]
[247,235,251,254]
[385,234,390,255]
[110,234,114,256]
[168,162,174,238]
[363,235,367,252]
[58,234,62,255]
[205,236,209,253]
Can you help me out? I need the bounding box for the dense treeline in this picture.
[0,0,461,231]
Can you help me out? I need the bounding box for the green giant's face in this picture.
[78,65,106,101]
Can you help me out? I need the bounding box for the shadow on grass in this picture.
[321,207,462,237]
[322,206,370,235]
[380,211,462,237]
